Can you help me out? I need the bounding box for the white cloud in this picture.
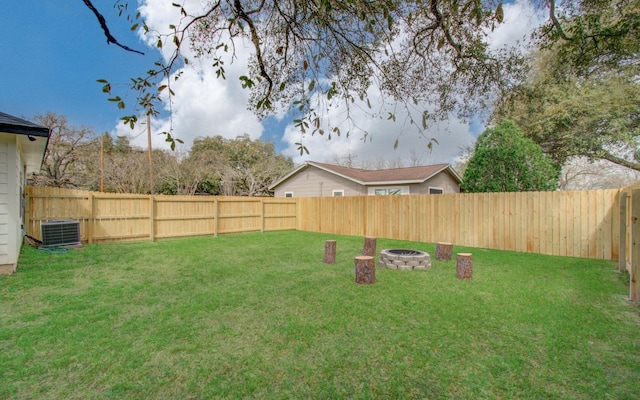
[279,91,475,167]
[488,0,545,50]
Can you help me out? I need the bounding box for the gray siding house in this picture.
[0,112,49,274]
[269,161,462,197]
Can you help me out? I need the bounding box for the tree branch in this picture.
[601,151,640,172]
[82,0,145,55]
[233,0,273,103]
[548,0,572,41]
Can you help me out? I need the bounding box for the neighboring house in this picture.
[0,112,49,274]
[269,161,462,197]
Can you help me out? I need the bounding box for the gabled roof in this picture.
[270,160,462,189]
[0,112,50,137]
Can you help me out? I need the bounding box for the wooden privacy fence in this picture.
[26,185,622,260]
[297,190,621,261]
[24,186,297,243]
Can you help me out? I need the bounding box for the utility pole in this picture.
[147,114,154,195]
[100,134,104,192]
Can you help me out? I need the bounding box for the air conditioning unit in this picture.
[41,220,81,248]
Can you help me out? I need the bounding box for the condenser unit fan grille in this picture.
[41,220,81,247]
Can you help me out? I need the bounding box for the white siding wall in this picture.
[0,136,22,272]
[0,140,11,263]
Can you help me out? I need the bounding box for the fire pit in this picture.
[379,249,431,270]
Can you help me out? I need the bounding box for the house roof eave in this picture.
[306,161,365,185]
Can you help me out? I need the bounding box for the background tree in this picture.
[493,0,640,171]
[493,51,640,171]
[461,120,559,193]
[186,134,293,196]
[31,113,98,188]
[559,157,640,190]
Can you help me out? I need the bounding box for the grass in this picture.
[1,231,639,399]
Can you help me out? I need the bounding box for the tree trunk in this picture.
[362,236,377,257]
[324,240,336,263]
[355,256,376,284]
[456,253,473,280]
[436,242,453,260]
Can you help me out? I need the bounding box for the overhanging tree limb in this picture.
[82,0,145,55]
[601,151,640,172]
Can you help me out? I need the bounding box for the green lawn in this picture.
[1,231,639,399]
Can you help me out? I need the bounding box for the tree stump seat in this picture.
[456,253,473,279]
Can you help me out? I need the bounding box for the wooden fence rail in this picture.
[24,187,297,243]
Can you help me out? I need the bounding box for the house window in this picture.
[374,187,403,195]
[285,192,294,198]
[429,187,444,194]
[332,190,344,197]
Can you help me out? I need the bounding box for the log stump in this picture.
[324,240,336,264]
[355,256,376,284]
[435,242,453,260]
[362,236,377,257]
[456,253,473,280]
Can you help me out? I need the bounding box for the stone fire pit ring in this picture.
[379,249,432,270]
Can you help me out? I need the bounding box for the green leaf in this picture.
[279,82,286,91]
[130,23,139,31]
[295,142,309,155]
[308,80,315,91]
[393,138,399,149]
[495,3,504,24]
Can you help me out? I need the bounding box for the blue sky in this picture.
[0,2,154,133]
[0,1,539,165]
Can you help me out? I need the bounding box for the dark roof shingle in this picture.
[310,161,455,183]
[0,112,49,137]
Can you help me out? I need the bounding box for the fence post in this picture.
[149,195,155,242]
[619,192,627,273]
[214,198,219,237]
[88,194,94,244]
[261,199,265,233]
[630,190,640,302]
